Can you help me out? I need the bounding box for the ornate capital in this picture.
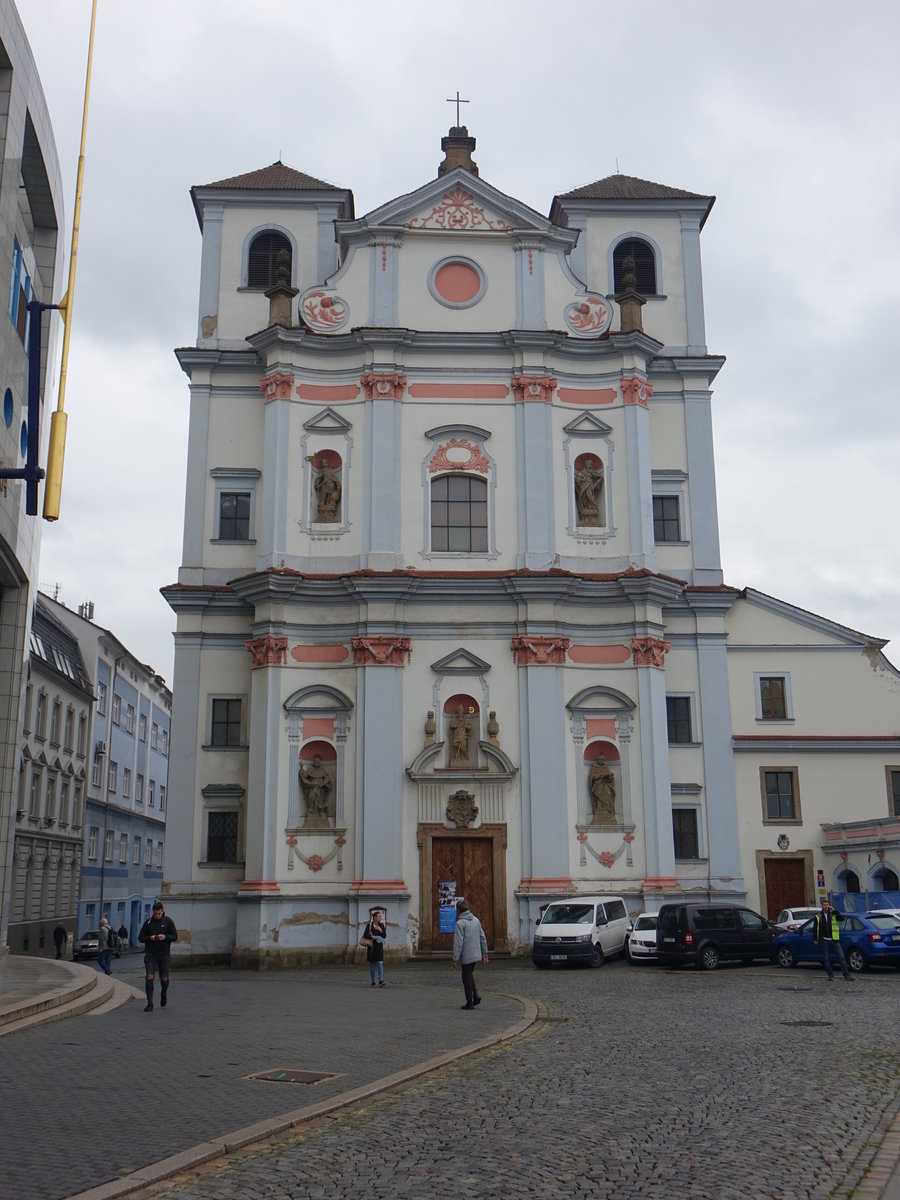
[351,636,411,666]
[631,636,671,668]
[429,438,489,474]
[245,636,289,667]
[511,636,570,666]
[360,371,407,401]
[259,371,294,402]
[621,376,653,407]
[511,374,557,404]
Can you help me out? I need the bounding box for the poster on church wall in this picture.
[438,880,458,933]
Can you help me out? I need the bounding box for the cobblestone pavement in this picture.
[0,955,522,1200]
[127,960,900,1200]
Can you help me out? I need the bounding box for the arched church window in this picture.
[875,867,900,892]
[613,237,657,295]
[248,230,292,289]
[310,450,343,524]
[584,741,620,826]
[431,474,487,553]
[573,452,605,527]
[443,694,479,768]
[842,870,860,894]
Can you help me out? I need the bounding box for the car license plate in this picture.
[662,937,675,944]
[551,954,567,961]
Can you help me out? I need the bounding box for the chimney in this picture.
[265,247,298,328]
[438,126,479,177]
[615,255,646,335]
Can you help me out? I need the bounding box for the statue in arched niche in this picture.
[449,704,473,768]
[300,755,333,828]
[575,456,604,527]
[589,755,617,825]
[311,453,342,523]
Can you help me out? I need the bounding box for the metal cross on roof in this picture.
[445,91,470,126]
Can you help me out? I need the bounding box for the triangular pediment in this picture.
[564,412,614,437]
[337,168,575,249]
[431,647,492,676]
[303,407,353,433]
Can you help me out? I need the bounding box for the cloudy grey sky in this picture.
[15,0,900,682]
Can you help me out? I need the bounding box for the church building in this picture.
[163,128,900,965]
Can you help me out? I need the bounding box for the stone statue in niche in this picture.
[588,756,617,825]
[447,789,479,829]
[487,710,500,746]
[300,756,333,828]
[449,704,473,768]
[575,457,604,526]
[424,710,436,747]
[312,460,342,523]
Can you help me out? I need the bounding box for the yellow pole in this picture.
[43,0,98,522]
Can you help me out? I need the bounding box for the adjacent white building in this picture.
[164,128,900,965]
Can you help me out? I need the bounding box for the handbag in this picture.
[360,935,373,949]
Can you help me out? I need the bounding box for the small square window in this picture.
[652,495,681,543]
[887,769,900,818]
[218,491,251,540]
[760,677,787,720]
[211,698,242,747]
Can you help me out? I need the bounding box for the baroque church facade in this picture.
[164,128,900,965]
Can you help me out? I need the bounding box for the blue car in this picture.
[772,912,900,973]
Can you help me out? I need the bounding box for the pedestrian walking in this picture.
[97,918,113,975]
[814,899,852,981]
[452,899,488,1010]
[117,923,129,951]
[363,910,387,987]
[52,921,67,960]
[139,901,177,1011]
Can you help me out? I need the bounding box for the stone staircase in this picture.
[0,958,142,1036]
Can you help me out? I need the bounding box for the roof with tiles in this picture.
[200,160,344,192]
[556,173,711,201]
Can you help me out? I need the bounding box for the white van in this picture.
[532,895,631,968]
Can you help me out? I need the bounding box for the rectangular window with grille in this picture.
[666,696,692,744]
[672,808,700,859]
[430,475,488,553]
[207,811,239,863]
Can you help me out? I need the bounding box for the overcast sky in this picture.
[15,0,900,682]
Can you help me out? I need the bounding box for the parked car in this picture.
[72,929,121,961]
[532,895,630,969]
[73,930,100,960]
[772,912,900,972]
[773,906,820,931]
[656,902,777,970]
[625,912,658,963]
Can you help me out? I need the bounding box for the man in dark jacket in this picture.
[814,900,852,981]
[53,922,67,959]
[139,901,177,1011]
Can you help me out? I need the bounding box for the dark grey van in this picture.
[656,903,776,970]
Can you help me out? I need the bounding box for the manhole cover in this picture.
[779,1020,833,1027]
[248,1069,338,1085]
